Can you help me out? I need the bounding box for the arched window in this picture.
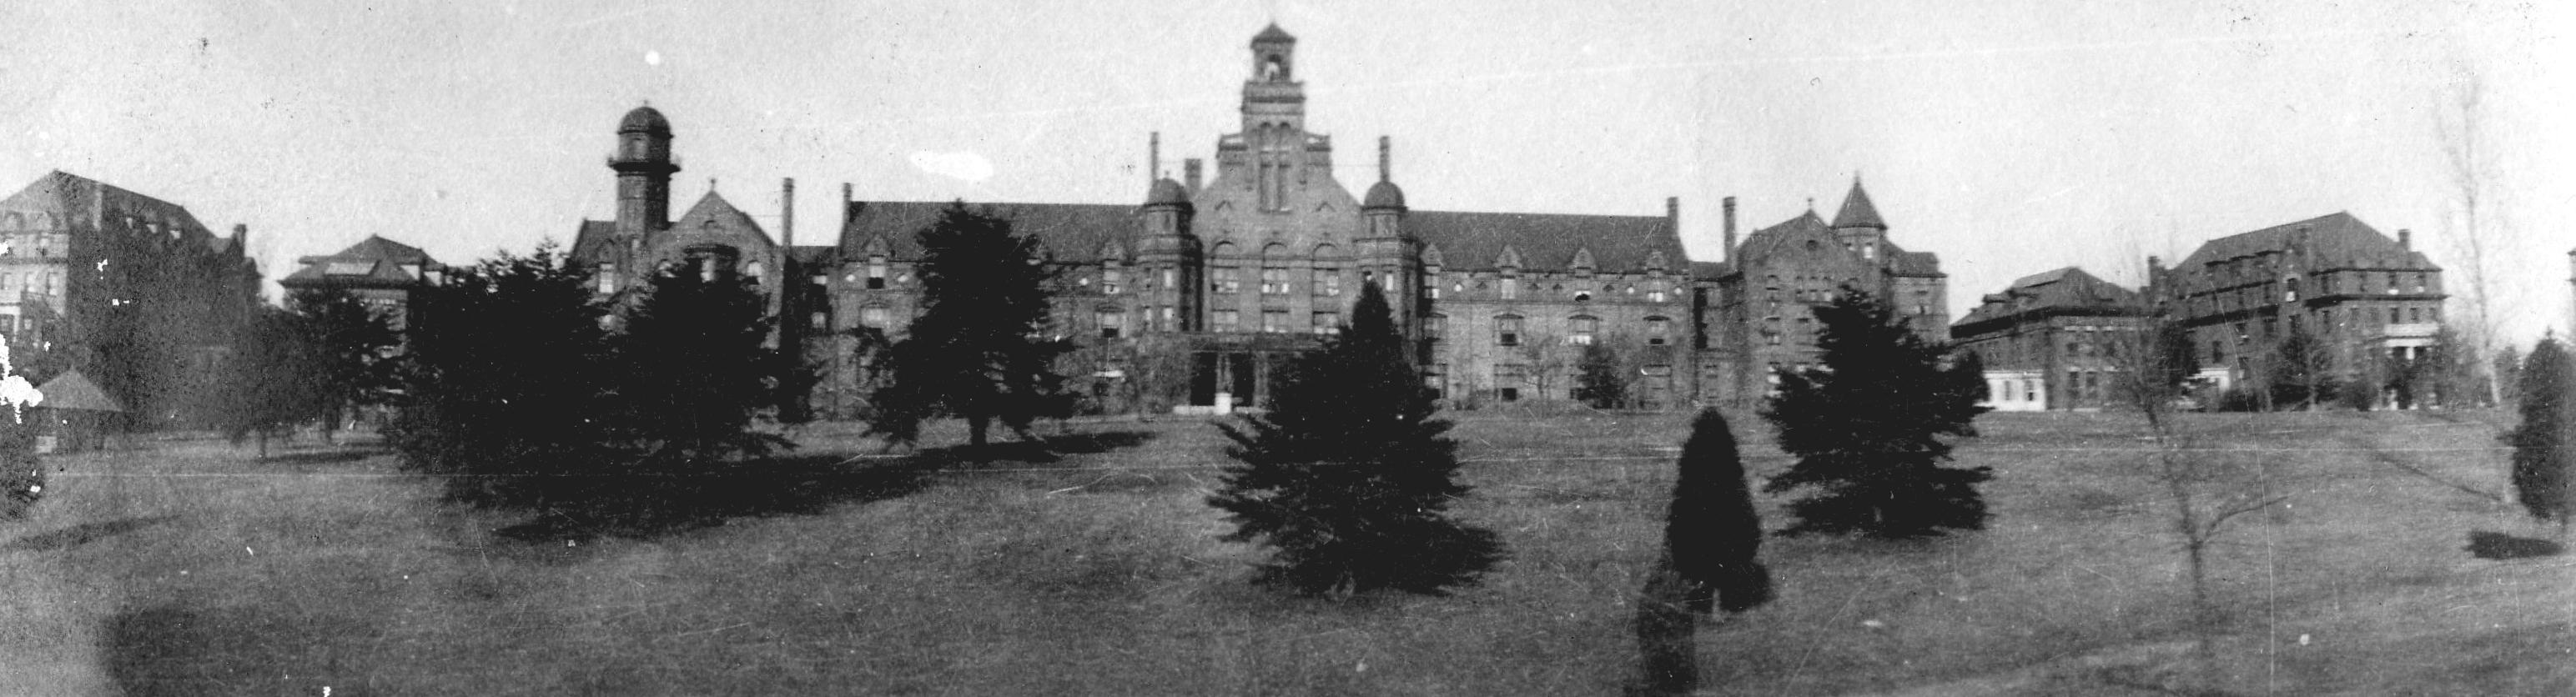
[1095,307,1126,339]
[1568,315,1599,345]
[1495,314,1524,347]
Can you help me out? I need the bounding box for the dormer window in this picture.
[868,257,888,289]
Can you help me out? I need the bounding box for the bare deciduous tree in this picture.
[2438,66,2513,406]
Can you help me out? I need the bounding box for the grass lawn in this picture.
[2,409,2569,695]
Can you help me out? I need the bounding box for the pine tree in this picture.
[1210,282,1502,596]
[1664,409,1773,614]
[1575,341,1628,409]
[1761,287,1992,538]
[216,304,329,459]
[385,243,616,508]
[285,288,402,441]
[604,266,792,467]
[2506,336,2569,522]
[868,203,1074,450]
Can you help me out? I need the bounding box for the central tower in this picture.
[1237,24,1316,213]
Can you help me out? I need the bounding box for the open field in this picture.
[2,409,2570,695]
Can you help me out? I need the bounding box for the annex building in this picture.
[2146,212,2447,404]
[565,25,1954,417]
[0,172,264,425]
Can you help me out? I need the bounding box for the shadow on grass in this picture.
[2,514,176,554]
[2466,530,2563,559]
[103,604,365,696]
[488,452,944,543]
[478,430,1158,544]
[260,448,385,466]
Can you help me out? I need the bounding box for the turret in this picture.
[1829,175,1886,259]
[609,104,680,251]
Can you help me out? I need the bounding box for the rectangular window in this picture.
[1160,306,1175,332]
[860,306,890,328]
[1261,309,1288,333]
[1097,309,1124,338]
[1495,364,1526,401]
[809,311,829,332]
[1260,267,1289,295]
[1312,268,1339,296]
[1213,309,1240,332]
[1645,317,1671,345]
[1102,268,1124,294]
[1500,278,1518,300]
[1496,315,1523,346]
[1426,364,1447,397]
[1213,267,1240,293]
[1425,315,1446,341]
[1312,311,1339,334]
[1569,316,1598,345]
[597,264,617,293]
[868,258,888,289]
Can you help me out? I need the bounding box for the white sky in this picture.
[3,1,2568,343]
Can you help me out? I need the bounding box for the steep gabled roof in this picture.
[1406,210,1684,273]
[570,219,617,263]
[668,191,775,248]
[1829,178,1886,229]
[837,201,1142,263]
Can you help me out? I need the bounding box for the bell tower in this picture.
[610,104,680,249]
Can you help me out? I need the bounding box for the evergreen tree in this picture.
[603,266,792,467]
[1761,287,1992,538]
[2505,337,2569,522]
[285,288,402,440]
[1210,282,1502,596]
[215,304,328,458]
[2267,323,2338,410]
[1575,341,1628,409]
[385,243,616,508]
[867,203,1074,449]
[1664,409,1773,614]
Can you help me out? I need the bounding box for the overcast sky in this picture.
[3,1,2567,343]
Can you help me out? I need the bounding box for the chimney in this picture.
[842,182,854,218]
[2397,228,2412,251]
[1378,136,1391,183]
[1183,158,1204,194]
[1149,132,1160,182]
[1721,196,1738,256]
[781,178,795,248]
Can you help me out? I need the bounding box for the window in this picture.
[1495,364,1526,401]
[1102,267,1124,294]
[868,258,888,289]
[1213,309,1240,331]
[1426,363,1447,397]
[1644,316,1670,344]
[1425,314,1446,341]
[1569,315,1598,345]
[1312,268,1339,296]
[1312,311,1339,334]
[2387,308,2399,323]
[1213,267,1240,293]
[1097,309,1125,338]
[1260,267,1289,295]
[860,305,890,329]
[1496,315,1523,346]
[1501,278,1518,300]
[1261,309,1288,333]
[597,264,618,293]
[1158,306,1175,332]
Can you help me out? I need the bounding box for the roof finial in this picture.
[1377,135,1391,183]
[708,177,717,192]
[1806,197,1815,211]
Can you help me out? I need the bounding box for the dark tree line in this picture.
[386,244,787,528]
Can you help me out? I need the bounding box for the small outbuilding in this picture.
[34,370,123,453]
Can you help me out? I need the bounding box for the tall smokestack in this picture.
[842,182,853,218]
[1184,158,1204,194]
[1149,132,1160,182]
[1721,196,1738,257]
[781,178,795,248]
[1378,136,1391,183]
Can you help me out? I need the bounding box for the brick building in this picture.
[1950,267,2149,411]
[0,172,262,425]
[279,235,440,329]
[563,25,1955,417]
[2145,212,2445,404]
[1699,181,1951,405]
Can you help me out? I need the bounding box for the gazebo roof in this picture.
[35,370,124,412]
